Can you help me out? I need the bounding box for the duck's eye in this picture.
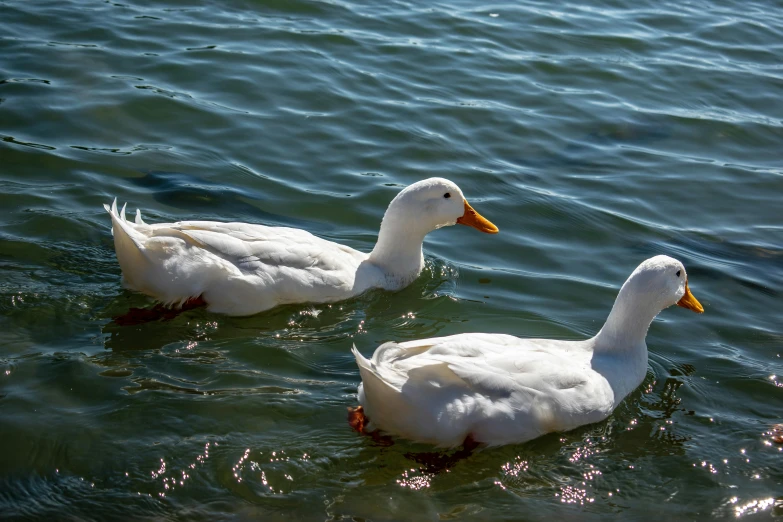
[676,270,681,277]
[444,193,451,199]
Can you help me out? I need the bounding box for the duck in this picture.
[350,255,704,448]
[104,178,498,316]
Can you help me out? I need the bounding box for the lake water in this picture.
[1,0,781,519]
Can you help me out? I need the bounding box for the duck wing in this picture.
[384,334,589,398]
[164,221,364,273]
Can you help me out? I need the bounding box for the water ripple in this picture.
[0,0,781,518]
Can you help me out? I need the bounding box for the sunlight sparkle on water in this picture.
[763,424,783,444]
[501,458,529,477]
[300,306,322,318]
[557,485,594,505]
[732,497,775,517]
[233,448,251,482]
[397,468,432,490]
[149,442,213,495]
[569,444,597,463]
[495,457,529,490]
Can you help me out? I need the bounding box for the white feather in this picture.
[353,256,704,447]
[103,178,497,315]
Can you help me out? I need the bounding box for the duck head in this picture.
[595,255,704,353]
[368,178,498,284]
[384,177,498,235]
[622,255,704,314]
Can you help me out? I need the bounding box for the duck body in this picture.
[354,335,622,447]
[352,255,704,447]
[106,209,381,315]
[105,178,498,316]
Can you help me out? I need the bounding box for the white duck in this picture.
[351,255,704,447]
[104,178,498,316]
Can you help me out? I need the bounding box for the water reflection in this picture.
[99,257,458,353]
[730,496,776,518]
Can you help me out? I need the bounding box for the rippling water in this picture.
[1,0,782,519]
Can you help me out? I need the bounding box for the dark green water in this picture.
[1,0,782,519]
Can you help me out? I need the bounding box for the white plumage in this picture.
[352,255,704,447]
[104,178,497,316]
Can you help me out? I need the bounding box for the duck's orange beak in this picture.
[456,199,499,234]
[676,281,704,313]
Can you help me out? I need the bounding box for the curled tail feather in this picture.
[352,344,411,430]
[104,198,145,252]
[104,198,154,291]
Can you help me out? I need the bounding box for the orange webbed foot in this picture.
[347,406,394,446]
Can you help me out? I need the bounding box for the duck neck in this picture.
[368,205,428,287]
[593,283,662,355]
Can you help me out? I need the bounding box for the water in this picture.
[1,0,781,518]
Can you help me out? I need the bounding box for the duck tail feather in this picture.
[352,344,372,369]
[105,198,145,251]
